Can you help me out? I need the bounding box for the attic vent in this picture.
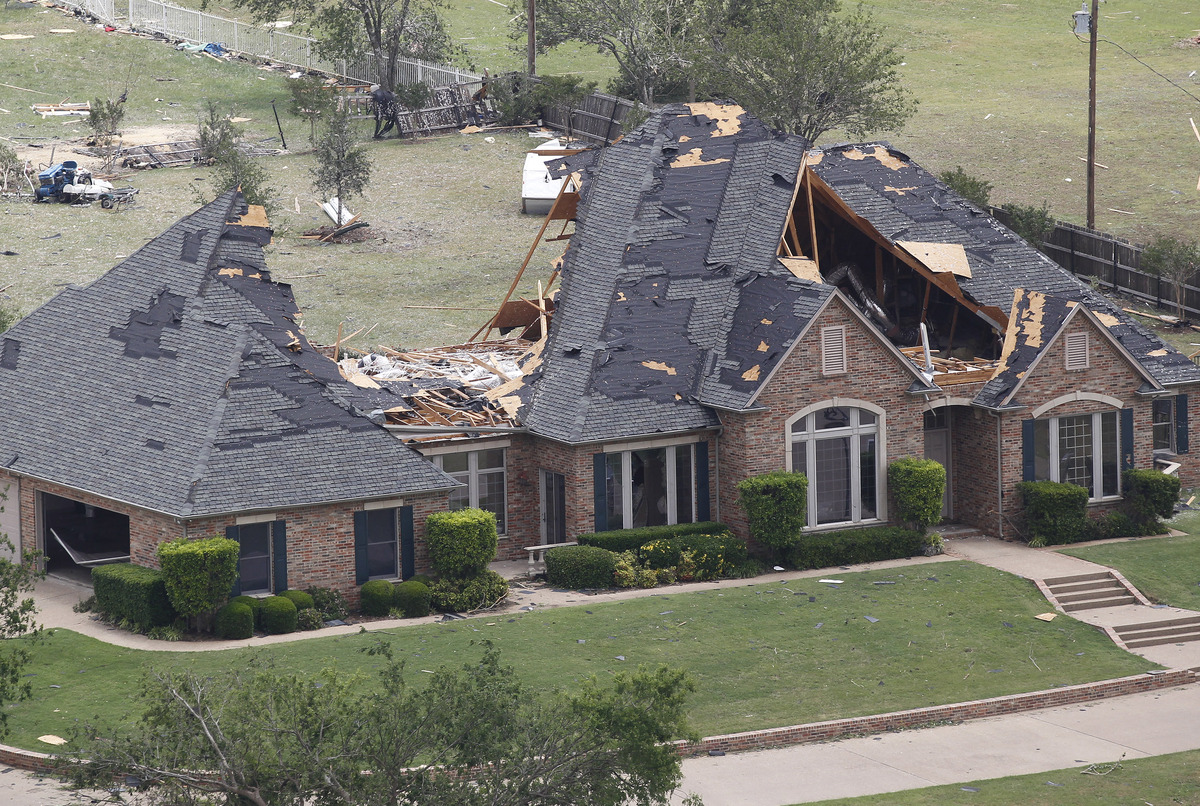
[1064,332,1089,370]
[821,326,847,376]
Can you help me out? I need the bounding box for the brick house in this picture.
[3,104,1198,597]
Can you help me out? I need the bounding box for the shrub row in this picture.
[360,578,434,618]
[577,521,730,554]
[92,564,176,630]
[639,532,748,580]
[785,527,926,570]
[429,571,508,613]
[545,545,618,589]
[1019,471,1179,546]
[547,533,750,589]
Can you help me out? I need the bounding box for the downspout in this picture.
[714,428,722,524]
[993,410,1003,539]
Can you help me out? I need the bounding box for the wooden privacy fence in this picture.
[539,90,637,145]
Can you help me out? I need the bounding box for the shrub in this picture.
[888,458,946,531]
[727,558,767,579]
[279,589,315,611]
[1018,480,1089,546]
[259,595,298,634]
[429,571,509,613]
[938,165,992,208]
[641,532,746,579]
[425,509,498,579]
[360,579,394,616]
[1122,469,1180,524]
[307,586,349,621]
[578,522,730,554]
[297,608,325,631]
[1140,234,1200,318]
[613,551,638,588]
[636,567,659,588]
[785,527,926,570]
[215,601,254,639]
[639,539,680,570]
[545,545,618,589]
[92,563,176,630]
[156,536,240,623]
[392,580,432,618]
[738,472,807,556]
[1002,201,1054,248]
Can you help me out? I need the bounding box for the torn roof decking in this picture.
[0,191,456,518]
[523,103,823,443]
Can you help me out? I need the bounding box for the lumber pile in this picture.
[900,346,998,384]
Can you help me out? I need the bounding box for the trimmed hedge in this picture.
[392,580,432,618]
[425,508,498,579]
[230,595,264,630]
[1018,481,1089,546]
[260,595,297,634]
[888,458,946,531]
[1123,468,1180,524]
[215,601,254,639]
[360,579,394,616]
[641,533,748,580]
[92,563,176,630]
[577,522,730,554]
[545,545,619,589]
[785,527,926,570]
[279,589,314,611]
[738,472,807,554]
[156,536,240,621]
[430,571,509,613]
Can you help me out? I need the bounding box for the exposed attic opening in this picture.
[779,157,1008,375]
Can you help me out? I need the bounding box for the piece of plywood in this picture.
[671,148,729,169]
[779,256,822,283]
[898,241,972,278]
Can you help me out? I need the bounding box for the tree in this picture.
[938,166,992,209]
[0,486,45,740]
[534,74,598,142]
[1001,201,1054,252]
[287,74,338,146]
[196,101,279,214]
[61,643,699,806]
[311,108,372,227]
[695,0,915,143]
[0,141,20,194]
[1141,234,1200,319]
[513,0,694,105]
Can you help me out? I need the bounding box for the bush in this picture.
[639,539,680,570]
[360,579,394,617]
[259,595,298,635]
[297,608,325,631]
[92,563,176,630]
[392,580,432,618]
[215,601,254,639]
[1123,469,1180,524]
[939,165,992,208]
[640,531,746,578]
[785,527,926,570]
[429,571,509,613]
[636,567,659,588]
[1002,201,1054,247]
[230,594,264,630]
[279,589,314,611]
[613,551,638,588]
[1018,481,1089,546]
[156,536,240,622]
[888,458,946,531]
[578,522,730,554]
[425,509,498,579]
[545,545,618,589]
[738,472,807,556]
[307,586,349,621]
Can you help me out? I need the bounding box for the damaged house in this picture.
[2,104,1198,599]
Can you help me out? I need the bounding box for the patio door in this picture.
[541,470,566,545]
[923,408,952,519]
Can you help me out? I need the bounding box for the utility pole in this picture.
[1086,0,1097,230]
[527,0,536,76]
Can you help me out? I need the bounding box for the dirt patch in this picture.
[1175,35,1200,48]
[301,224,378,244]
[10,122,196,176]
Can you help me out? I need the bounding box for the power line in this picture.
[1075,31,1200,107]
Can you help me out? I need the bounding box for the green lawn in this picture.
[1058,533,1200,609]
[1,562,1157,752]
[807,748,1200,805]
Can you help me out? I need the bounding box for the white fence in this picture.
[56,0,479,87]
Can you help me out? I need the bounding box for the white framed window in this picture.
[821,326,847,375]
[1064,332,1089,370]
[787,405,882,527]
[604,444,696,530]
[1152,398,1175,452]
[434,448,507,534]
[1032,411,1119,500]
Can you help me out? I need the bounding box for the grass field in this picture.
[1059,533,1200,608]
[808,747,1200,805]
[0,562,1157,751]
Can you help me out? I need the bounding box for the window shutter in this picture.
[1021,419,1036,482]
[400,505,415,580]
[821,326,847,375]
[1121,408,1134,471]
[1176,394,1189,454]
[227,525,241,597]
[1064,332,1089,370]
[695,440,710,522]
[272,520,288,593]
[354,511,370,585]
[593,453,607,532]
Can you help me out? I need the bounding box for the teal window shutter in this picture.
[695,441,710,522]
[272,520,288,593]
[1176,394,1189,454]
[593,453,607,532]
[354,511,370,585]
[227,524,241,597]
[1021,420,1036,482]
[1121,408,1134,471]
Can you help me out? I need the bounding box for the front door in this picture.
[541,470,566,545]
[923,408,953,520]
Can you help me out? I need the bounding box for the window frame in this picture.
[1032,410,1121,501]
[433,448,507,535]
[603,444,697,531]
[363,507,399,581]
[785,401,886,529]
[1152,398,1175,453]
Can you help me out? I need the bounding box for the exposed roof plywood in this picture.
[898,241,972,278]
[684,102,742,136]
[778,256,822,282]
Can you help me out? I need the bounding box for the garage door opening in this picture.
[40,493,130,577]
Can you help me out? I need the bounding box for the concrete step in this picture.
[1114,615,1200,633]
[1060,594,1140,612]
[1051,579,1128,595]
[1043,571,1114,586]
[1122,627,1200,649]
[1055,587,1129,605]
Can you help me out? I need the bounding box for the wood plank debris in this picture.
[899,346,998,383]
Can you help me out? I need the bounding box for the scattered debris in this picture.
[1035,613,1057,622]
[818,578,843,584]
[31,101,90,117]
[37,735,67,745]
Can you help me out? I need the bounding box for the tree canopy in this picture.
[311,108,373,225]
[0,486,44,739]
[695,0,915,142]
[62,643,699,806]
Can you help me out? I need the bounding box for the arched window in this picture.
[787,405,883,527]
